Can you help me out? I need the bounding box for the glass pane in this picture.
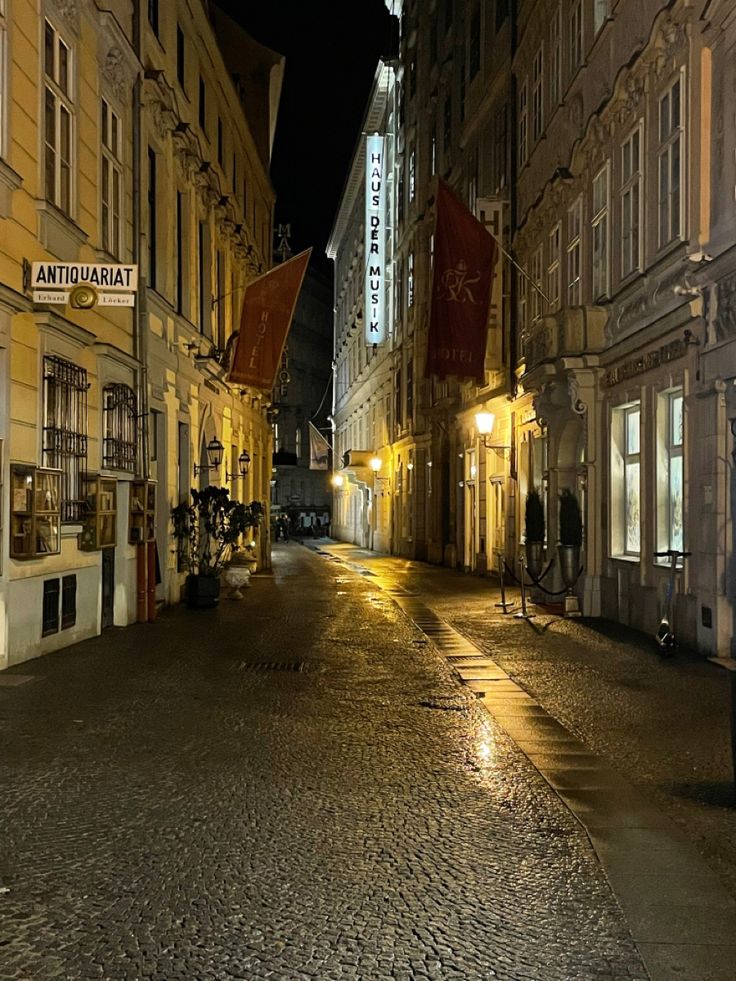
[60,106,70,160]
[101,100,108,147]
[60,161,70,213]
[12,472,33,512]
[100,513,116,547]
[633,128,640,168]
[672,79,680,129]
[625,461,640,553]
[660,91,669,142]
[671,394,683,446]
[36,517,59,553]
[58,40,69,94]
[670,455,683,552]
[12,516,33,555]
[44,23,54,77]
[626,408,640,455]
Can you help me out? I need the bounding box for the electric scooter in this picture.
[653,548,692,653]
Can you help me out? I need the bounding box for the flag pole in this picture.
[492,235,552,308]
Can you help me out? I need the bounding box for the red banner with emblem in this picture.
[227,248,312,391]
[425,179,497,383]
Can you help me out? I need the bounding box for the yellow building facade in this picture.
[0,0,280,668]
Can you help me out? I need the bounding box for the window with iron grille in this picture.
[103,383,136,472]
[43,356,88,522]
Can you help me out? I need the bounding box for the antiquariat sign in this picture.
[31,262,138,308]
[364,133,386,346]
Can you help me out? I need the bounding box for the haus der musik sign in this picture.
[31,262,138,307]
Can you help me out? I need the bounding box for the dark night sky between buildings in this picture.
[219,2,397,277]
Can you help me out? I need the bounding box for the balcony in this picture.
[522,306,607,378]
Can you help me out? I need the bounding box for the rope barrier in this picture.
[502,557,583,597]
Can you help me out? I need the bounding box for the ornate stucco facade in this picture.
[331,0,736,660]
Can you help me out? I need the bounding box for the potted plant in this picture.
[171,487,264,608]
[524,487,545,579]
[557,487,583,613]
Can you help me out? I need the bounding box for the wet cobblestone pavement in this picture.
[0,545,648,980]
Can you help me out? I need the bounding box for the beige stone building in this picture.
[332,0,736,659]
[0,0,280,668]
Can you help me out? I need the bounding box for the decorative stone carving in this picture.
[103,47,128,102]
[568,374,587,416]
[716,274,736,342]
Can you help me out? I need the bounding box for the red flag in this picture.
[426,180,497,383]
[227,248,311,390]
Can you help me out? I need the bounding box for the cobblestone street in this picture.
[0,544,651,980]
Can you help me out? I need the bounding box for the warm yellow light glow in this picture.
[331,473,344,487]
[370,457,382,473]
[407,462,414,471]
[475,411,495,436]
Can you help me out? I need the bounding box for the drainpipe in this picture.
[132,0,152,622]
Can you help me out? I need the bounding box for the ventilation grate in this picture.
[238,660,308,673]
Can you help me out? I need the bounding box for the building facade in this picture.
[0,0,280,669]
[331,0,736,661]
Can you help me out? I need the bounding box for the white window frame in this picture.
[611,401,641,558]
[657,72,684,250]
[656,388,684,557]
[567,195,582,306]
[44,19,74,215]
[547,223,561,312]
[594,0,610,35]
[408,147,416,202]
[532,46,544,143]
[620,124,642,279]
[518,79,528,168]
[592,163,610,300]
[407,251,414,308]
[549,6,562,111]
[101,98,123,258]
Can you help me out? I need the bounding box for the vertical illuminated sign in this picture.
[364,134,386,345]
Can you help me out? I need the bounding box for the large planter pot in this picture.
[222,562,251,600]
[525,541,544,580]
[185,573,220,608]
[557,545,581,591]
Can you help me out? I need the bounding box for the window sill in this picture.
[36,201,88,261]
[609,553,640,563]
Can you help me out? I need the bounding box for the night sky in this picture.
[218,1,397,276]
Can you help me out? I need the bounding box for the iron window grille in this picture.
[43,355,88,522]
[102,383,136,472]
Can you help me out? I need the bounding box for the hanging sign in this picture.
[31,262,138,307]
[364,134,386,346]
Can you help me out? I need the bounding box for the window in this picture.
[102,384,136,472]
[147,148,157,289]
[43,356,88,523]
[549,6,562,110]
[61,575,77,629]
[658,75,683,249]
[101,99,122,258]
[621,126,642,278]
[176,25,185,87]
[216,250,225,349]
[569,0,582,76]
[594,0,610,34]
[295,427,302,460]
[408,148,415,202]
[217,117,223,166]
[148,0,158,36]
[408,251,414,308]
[657,389,683,554]
[518,269,528,333]
[443,95,452,153]
[469,1,480,79]
[495,0,509,30]
[199,75,206,133]
[406,360,414,423]
[492,106,507,192]
[42,579,60,636]
[592,164,609,299]
[611,402,641,556]
[518,80,528,167]
[547,224,561,311]
[530,246,543,322]
[567,195,582,306]
[176,191,184,313]
[44,20,73,214]
[532,47,543,143]
[430,127,437,176]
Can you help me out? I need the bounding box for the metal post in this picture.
[514,552,535,619]
[495,551,512,613]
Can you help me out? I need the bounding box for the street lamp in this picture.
[475,411,511,458]
[331,473,344,487]
[193,437,224,477]
[226,449,251,482]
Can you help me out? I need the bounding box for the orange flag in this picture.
[227,248,312,390]
[426,179,497,383]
